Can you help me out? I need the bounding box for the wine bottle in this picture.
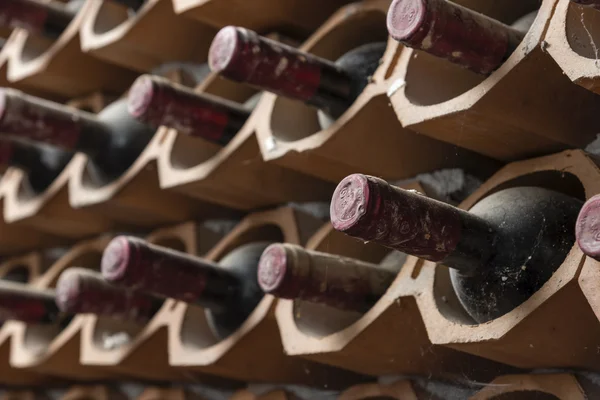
[208,26,387,121]
[0,280,62,324]
[329,174,582,323]
[55,267,163,324]
[570,0,600,10]
[128,75,252,146]
[258,243,405,312]
[0,88,154,183]
[386,0,527,75]
[0,138,72,194]
[101,236,269,338]
[0,0,77,39]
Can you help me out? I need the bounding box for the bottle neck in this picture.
[55,268,163,324]
[330,174,498,276]
[128,75,251,146]
[209,26,355,118]
[0,281,61,324]
[0,89,113,159]
[258,243,397,312]
[0,0,76,39]
[101,237,241,313]
[387,0,525,75]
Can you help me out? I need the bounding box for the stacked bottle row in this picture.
[3,0,600,257]
[0,373,592,399]
[1,149,600,395]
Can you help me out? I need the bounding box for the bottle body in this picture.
[0,139,73,194]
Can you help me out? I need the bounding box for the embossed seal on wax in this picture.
[576,194,600,260]
[257,244,289,295]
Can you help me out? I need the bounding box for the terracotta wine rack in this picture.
[168,206,363,388]
[0,173,63,256]
[79,221,226,383]
[67,68,237,229]
[273,180,507,380]
[469,374,586,399]
[157,69,335,211]
[410,150,600,370]
[6,1,136,98]
[254,0,498,184]
[1,93,120,239]
[386,0,600,161]
[79,0,217,72]
[546,0,600,94]
[0,252,56,386]
[171,0,349,38]
[6,235,118,380]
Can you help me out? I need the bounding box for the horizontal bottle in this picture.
[0,0,77,39]
[330,174,582,323]
[0,88,154,183]
[0,138,72,194]
[387,0,526,75]
[258,243,402,312]
[570,0,600,10]
[101,236,269,338]
[55,267,163,324]
[0,280,61,324]
[209,26,386,120]
[128,74,252,146]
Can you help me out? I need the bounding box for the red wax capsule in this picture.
[387,0,525,75]
[128,74,250,145]
[258,243,398,312]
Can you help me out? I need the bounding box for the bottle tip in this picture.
[257,244,290,296]
[101,236,132,283]
[330,174,371,233]
[128,75,156,119]
[55,268,87,314]
[576,195,600,260]
[387,0,427,42]
[209,26,243,75]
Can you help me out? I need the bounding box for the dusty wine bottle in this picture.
[386,0,527,75]
[208,26,386,121]
[101,236,269,338]
[128,75,252,146]
[0,280,61,324]
[330,174,582,323]
[0,88,154,183]
[258,243,404,312]
[570,0,600,10]
[0,139,72,193]
[55,267,163,324]
[0,0,78,39]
